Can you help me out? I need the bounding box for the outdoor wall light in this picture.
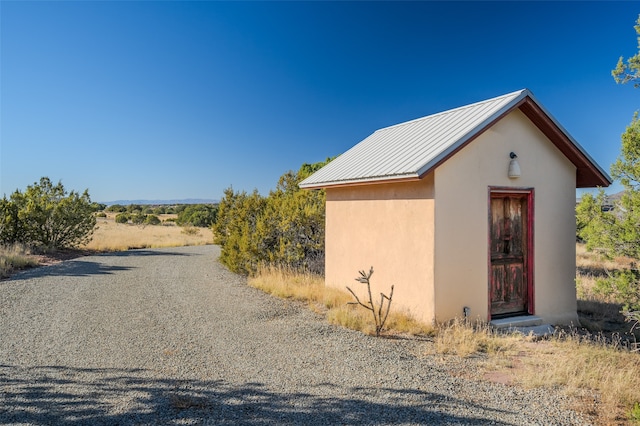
[508,152,521,179]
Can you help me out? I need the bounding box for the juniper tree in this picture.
[577,15,640,311]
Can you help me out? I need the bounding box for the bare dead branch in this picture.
[346,266,393,337]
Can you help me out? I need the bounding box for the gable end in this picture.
[518,98,610,188]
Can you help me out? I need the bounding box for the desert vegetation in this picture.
[213,159,331,275]
[0,244,39,279]
[0,190,216,277]
[248,265,433,337]
[346,267,394,337]
[85,212,212,252]
[0,177,97,250]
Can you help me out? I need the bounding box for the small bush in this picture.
[127,204,143,214]
[95,212,107,218]
[106,204,126,213]
[181,226,199,236]
[131,213,147,225]
[594,269,640,311]
[115,213,129,224]
[213,159,332,276]
[630,402,640,423]
[145,215,161,226]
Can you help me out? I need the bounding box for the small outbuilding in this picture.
[300,89,611,325]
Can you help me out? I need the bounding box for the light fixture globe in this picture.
[508,152,521,179]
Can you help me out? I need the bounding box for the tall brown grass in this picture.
[519,332,640,424]
[0,244,38,278]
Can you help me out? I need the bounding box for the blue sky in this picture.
[1,1,638,202]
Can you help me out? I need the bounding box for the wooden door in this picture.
[489,193,530,318]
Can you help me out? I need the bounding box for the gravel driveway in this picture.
[0,245,588,425]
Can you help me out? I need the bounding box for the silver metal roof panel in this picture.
[299,89,611,189]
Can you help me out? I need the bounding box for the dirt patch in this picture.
[483,370,513,386]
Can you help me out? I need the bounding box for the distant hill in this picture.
[102,199,219,206]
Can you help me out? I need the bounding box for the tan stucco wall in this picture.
[433,109,579,325]
[325,176,436,324]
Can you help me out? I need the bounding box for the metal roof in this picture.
[299,89,611,189]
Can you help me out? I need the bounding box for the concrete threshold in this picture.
[490,315,555,337]
[490,315,543,328]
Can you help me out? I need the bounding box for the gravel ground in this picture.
[0,245,589,425]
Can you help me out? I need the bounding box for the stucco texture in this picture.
[325,176,435,324]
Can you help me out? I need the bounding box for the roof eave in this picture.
[517,96,612,188]
[299,174,421,190]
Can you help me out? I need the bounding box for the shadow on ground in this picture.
[7,261,134,281]
[6,249,199,281]
[0,365,517,425]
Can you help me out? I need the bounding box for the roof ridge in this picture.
[375,89,528,133]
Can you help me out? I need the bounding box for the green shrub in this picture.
[0,177,96,250]
[127,204,142,214]
[115,213,129,224]
[181,226,199,236]
[106,204,126,213]
[176,204,218,227]
[131,213,146,225]
[213,158,331,275]
[91,202,107,212]
[630,402,640,423]
[595,269,640,311]
[95,212,107,218]
[145,214,161,226]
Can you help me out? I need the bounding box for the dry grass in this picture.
[428,318,640,424]
[84,213,212,251]
[248,265,434,336]
[517,333,640,424]
[432,318,522,358]
[0,244,39,278]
